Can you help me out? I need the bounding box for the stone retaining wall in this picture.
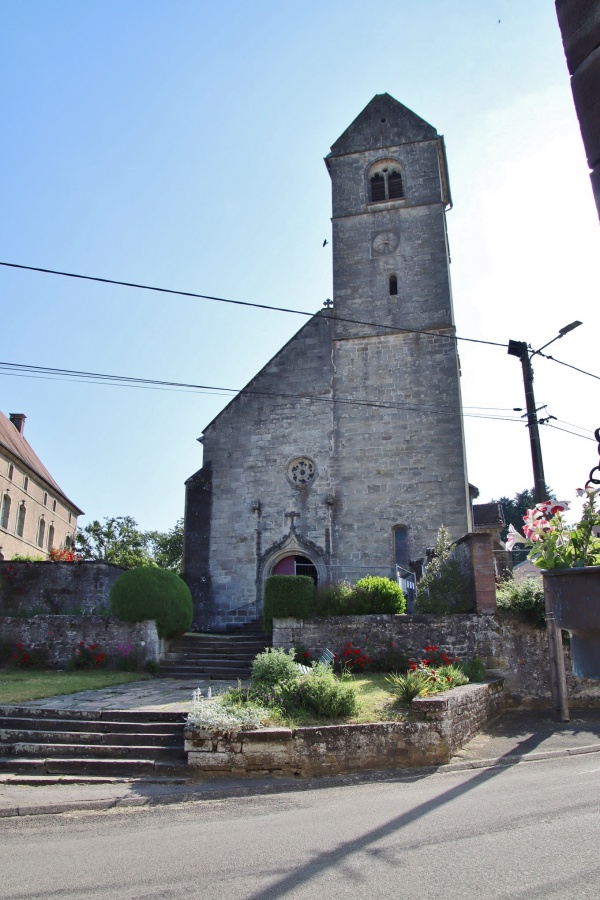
[0,561,124,616]
[185,680,505,777]
[0,615,160,667]
[273,613,600,708]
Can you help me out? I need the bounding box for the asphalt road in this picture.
[1,755,599,899]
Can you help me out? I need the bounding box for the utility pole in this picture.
[507,321,582,723]
[507,340,547,504]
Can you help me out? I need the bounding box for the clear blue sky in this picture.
[1,0,598,533]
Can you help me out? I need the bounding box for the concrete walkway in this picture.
[13,677,235,713]
[2,677,600,818]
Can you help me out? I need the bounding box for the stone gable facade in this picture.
[184,94,471,631]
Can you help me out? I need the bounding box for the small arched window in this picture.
[23,476,29,492]
[7,464,14,481]
[388,170,404,199]
[0,494,11,530]
[16,502,26,537]
[368,163,405,203]
[48,524,55,551]
[37,517,46,548]
[369,173,386,202]
[389,274,398,296]
[43,492,48,506]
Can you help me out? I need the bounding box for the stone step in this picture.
[161,654,254,666]
[0,756,188,778]
[157,667,250,680]
[0,716,183,735]
[0,729,182,747]
[0,706,187,724]
[0,773,189,786]
[9,741,186,761]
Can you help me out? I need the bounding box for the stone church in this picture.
[184,93,472,631]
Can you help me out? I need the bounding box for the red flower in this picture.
[303,651,310,659]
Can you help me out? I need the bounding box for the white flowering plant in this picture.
[506,486,600,570]
[187,687,270,737]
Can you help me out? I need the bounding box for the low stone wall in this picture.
[272,613,600,708]
[0,561,125,616]
[185,680,505,777]
[0,615,160,667]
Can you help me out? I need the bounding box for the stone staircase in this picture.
[0,707,188,783]
[158,621,271,680]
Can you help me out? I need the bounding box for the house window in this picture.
[43,492,48,506]
[0,494,11,530]
[16,502,26,537]
[368,163,404,203]
[52,499,57,512]
[8,463,14,481]
[47,524,55,552]
[389,274,398,296]
[37,517,46,548]
[68,512,72,524]
[23,476,29,492]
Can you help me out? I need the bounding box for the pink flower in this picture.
[506,524,524,550]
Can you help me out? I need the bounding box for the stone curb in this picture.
[2,741,600,818]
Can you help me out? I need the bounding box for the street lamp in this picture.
[507,321,582,504]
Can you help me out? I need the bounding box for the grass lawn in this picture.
[347,673,407,723]
[0,669,152,705]
[259,673,408,728]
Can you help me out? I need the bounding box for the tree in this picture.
[74,516,185,571]
[145,519,184,572]
[74,516,155,568]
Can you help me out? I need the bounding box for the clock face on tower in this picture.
[372,231,399,255]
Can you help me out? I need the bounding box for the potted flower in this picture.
[506,486,600,678]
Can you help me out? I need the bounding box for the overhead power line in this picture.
[0,358,525,423]
[0,260,506,348]
[537,349,600,382]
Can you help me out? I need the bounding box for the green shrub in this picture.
[250,647,300,689]
[415,526,472,614]
[385,669,433,703]
[457,657,487,682]
[295,664,359,717]
[314,581,354,615]
[109,566,193,638]
[352,576,406,614]
[496,576,545,627]
[263,575,315,631]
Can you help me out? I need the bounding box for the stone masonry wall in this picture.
[273,613,600,708]
[0,615,160,667]
[0,561,125,616]
[185,680,504,777]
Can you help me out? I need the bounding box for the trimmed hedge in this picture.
[110,566,193,638]
[351,576,406,614]
[263,575,315,631]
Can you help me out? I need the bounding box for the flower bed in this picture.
[185,679,504,777]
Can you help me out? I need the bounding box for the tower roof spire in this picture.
[328,93,437,157]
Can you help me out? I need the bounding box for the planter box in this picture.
[185,680,504,777]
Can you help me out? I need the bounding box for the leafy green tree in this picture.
[74,516,156,568]
[145,519,184,572]
[415,526,472,614]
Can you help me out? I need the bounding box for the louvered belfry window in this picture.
[369,173,386,202]
[369,165,404,202]
[388,170,404,199]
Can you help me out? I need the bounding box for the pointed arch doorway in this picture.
[272,554,318,585]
